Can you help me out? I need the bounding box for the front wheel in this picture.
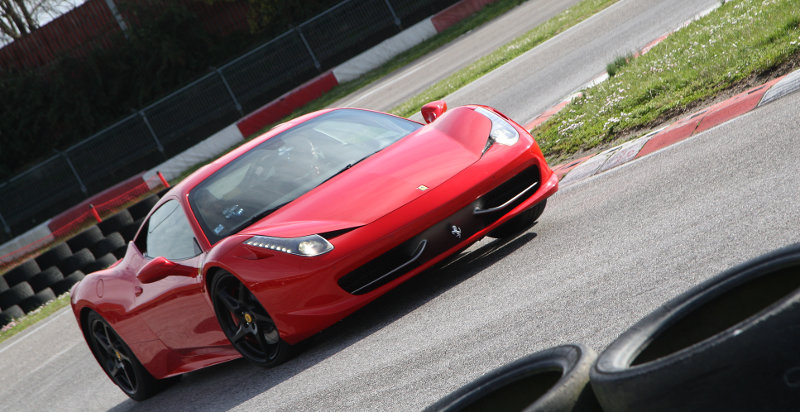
[211,271,293,367]
[488,199,547,239]
[85,311,163,401]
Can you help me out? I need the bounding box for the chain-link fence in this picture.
[0,0,461,243]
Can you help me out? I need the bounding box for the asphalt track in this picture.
[332,0,584,111]
[2,0,795,410]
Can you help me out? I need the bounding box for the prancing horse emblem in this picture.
[450,225,462,239]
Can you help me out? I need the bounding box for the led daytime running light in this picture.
[244,235,333,257]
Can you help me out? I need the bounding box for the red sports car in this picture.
[70,102,558,400]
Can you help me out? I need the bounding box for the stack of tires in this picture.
[426,243,800,411]
[0,193,160,327]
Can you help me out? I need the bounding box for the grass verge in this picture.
[534,0,800,163]
[0,294,70,345]
[390,0,620,118]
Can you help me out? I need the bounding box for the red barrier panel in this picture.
[48,173,149,233]
[431,0,499,32]
[236,71,339,137]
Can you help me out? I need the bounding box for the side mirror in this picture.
[137,256,196,284]
[421,100,447,123]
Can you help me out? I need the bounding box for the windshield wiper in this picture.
[232,203,288,234]
[321,158,370,185]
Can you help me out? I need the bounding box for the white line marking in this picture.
[28,342,80,375]
[0,308,71,355]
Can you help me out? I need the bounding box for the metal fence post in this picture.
[294,26,321,71]
[58,151,89,196]
[216,68,244,117]
[384,0,402,29]
[103,0,129,36]
[139,110,166,155]
[0,209,11,237]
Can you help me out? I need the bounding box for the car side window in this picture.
[143,200,201,260]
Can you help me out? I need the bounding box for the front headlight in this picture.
[474,107,519,146]
[244,234,333,257]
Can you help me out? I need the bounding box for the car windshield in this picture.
[188,109,422,244]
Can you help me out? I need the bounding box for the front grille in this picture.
[337,165,541,295]
[480,166,541,213]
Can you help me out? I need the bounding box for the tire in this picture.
[591,243,800,412]
[36,243,72,271]
[113,245,129,259]
[19,288,56,313]
[29,267,64,292]
[84,253,119,273]
[91,233,126,259]
[425,344,600,412]
[67,226,104,252]
[0,282,35,310]
[488,200,547,239]
[128,194,159,220]
[98,210,134,236]
[85,311,164,400]
[52,271,85,295]
[120,218,145,242]
[211,271,293,367]
[0,305,25,327]
[0,276,8,292]
[58,248,95,274]
[4,259,41,287]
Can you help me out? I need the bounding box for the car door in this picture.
[133,198,228,351]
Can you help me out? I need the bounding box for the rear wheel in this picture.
[488,199,547,239]
[86,311,162,401]
[211,272,293,367]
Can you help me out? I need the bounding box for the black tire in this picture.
[36,243,72,271]
[98,210,134,236]
[85,311,163,400]
[67,226,104,252]
[120,217,145,242]
[211,271,293,367]
[19,288,56,313]
[128,194,159,220]
[487,200,547,239]
[52,271,85,295]
[113,244,129,259]
[58,248,95,274]
[0,305,25,327]
[91,233,127,259]
[29,267,64,292]
[0,282,35,310]
[0,275,8,292]
[425,344,600,412]
[84,253,119,273]
[591,243,800,412]
[4,259,42,287]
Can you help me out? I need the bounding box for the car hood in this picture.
[243,107,492,238]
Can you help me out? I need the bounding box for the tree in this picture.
[0,0,83,44]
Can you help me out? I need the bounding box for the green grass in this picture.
[390,0,621,118]
[534,0,800,162]
[0,294,70,345]
[607,53,634,77]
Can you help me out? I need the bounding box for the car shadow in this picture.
[107,228,540,411]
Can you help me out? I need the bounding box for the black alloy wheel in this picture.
[86,311,160,400]
[211,272,292,367]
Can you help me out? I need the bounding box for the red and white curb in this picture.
[550,71,800,187]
